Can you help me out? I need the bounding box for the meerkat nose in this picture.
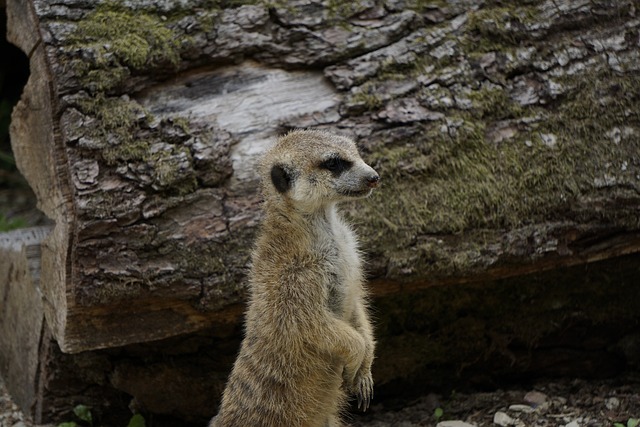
[366,174,380,188]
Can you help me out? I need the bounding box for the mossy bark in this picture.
[2,0,640,423]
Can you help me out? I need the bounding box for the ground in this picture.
[349,374,640,427]
[2,373,639,427]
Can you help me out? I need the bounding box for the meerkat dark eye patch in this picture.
[319,155,352,175]
[271,164,293,193]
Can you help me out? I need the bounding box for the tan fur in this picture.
[210,130,378,427]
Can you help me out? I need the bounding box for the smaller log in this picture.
[0,226,51,417]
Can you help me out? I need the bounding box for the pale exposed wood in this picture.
[138,61,342,185]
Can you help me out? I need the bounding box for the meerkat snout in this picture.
[366,173,380,188]
[333,161,379,199]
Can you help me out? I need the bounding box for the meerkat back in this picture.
[210,130,379,427]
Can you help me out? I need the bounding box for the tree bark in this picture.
[2,0,640,422]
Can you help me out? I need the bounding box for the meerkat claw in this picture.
[354,371,373,411]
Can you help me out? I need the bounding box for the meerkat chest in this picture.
[317,215,362,318]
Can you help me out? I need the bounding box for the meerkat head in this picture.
[260,130,380,212]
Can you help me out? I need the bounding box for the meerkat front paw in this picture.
[352,368,374,411]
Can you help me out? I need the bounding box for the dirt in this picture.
[2,374,639,427]
[348,374,640,427]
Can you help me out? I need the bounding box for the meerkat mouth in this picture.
[338,188,373,198]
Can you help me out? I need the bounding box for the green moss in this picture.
[348,90,384,112]
[354,116,574,274]
[149,147,198,195]
[467,4,541,46]
[79,94,145,132]
[77,9,181,67]
[467,84,524,120]
[103,140,151,165]
[352,48,640,278]
[365,121,497,233]
[77,94,149,164]
[76,94,202,196]
[538,68,640,227]
[171,117,192,134]
[324,0,371,21]
[404,0,449,13]
[325,0,357,18]
[356,20,637,268]
[67,2,184,92]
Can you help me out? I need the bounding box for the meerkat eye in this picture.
[319,156,352,174]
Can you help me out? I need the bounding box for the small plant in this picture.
[58,405,145,427]
[58,404,93,427]
[434,406,444,423]
[0,213,27,232]
[614,419,640,427]
[127,414,146,427]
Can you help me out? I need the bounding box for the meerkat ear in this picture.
[270,164,292,193]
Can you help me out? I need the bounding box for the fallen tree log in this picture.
[2,0,640,423]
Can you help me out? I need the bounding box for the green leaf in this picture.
[628,419,640,427]
[615,424,626,427]
[434,407,444,421]
[73,405,93,425]
[127,414,146,427]
[58,423,78,427]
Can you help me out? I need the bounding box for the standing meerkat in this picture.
[210,130,379,427]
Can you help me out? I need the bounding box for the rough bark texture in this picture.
[2,0,640,423]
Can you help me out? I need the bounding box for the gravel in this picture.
[2,374,639,427]
[349,374,640,427]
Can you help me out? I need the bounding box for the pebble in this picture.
[524,391,548,407]
[437,421,477,427]
[509,404,534,413]
[555,396,568,406]
[565,421,579,427]
[605,397,620,410]
[494,411,524,427]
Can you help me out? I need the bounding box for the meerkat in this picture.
[210,130,379,427]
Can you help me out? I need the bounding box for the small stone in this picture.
[437,421,477,427]
[565,421,579,427]
[606,127,622,144]
[540,132,557,147]
[494,411,517,427]
[508,404,534,413]
[605,396,620,410]
[524,391,548,407]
